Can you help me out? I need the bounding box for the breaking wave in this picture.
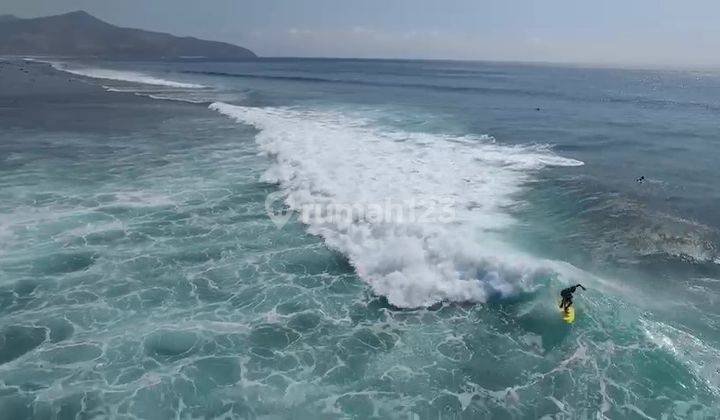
[211,102,584,307]
[49,62,206,88]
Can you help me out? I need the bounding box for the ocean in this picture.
[1,58,719,419]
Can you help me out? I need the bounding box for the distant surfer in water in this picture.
[559,284,586,313]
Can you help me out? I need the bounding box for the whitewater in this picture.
[2,58,720,419]
[47,61,206,88]
[210,102,584,308]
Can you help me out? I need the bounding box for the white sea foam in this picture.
[49,62,205,88]
[138,92,210,104]
[211,102,584,307]
[642,319,720,394]
[99,87,209,103]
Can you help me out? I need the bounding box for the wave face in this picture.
[211,102,583,307]
[50,62,205,88]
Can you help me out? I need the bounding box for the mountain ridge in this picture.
[0,10,257,59]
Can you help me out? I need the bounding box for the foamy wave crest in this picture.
[50,62,205,88]
[211,102,584,307]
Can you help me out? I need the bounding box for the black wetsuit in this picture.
[560,284,585,310]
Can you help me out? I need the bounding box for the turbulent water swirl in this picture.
[211,103,584,307]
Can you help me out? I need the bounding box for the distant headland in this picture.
[0,10,257,59]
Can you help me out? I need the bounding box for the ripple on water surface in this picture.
[0,88,718,419]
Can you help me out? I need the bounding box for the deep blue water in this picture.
[1,58,720,418]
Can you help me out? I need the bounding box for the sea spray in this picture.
[211,102,584,307]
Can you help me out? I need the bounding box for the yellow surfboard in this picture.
[559,300,575,323]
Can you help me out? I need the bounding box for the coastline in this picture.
[0,59,107,98]
[0,59,207,131]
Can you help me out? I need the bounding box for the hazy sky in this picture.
[3,0,720,67]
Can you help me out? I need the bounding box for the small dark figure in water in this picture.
[559,284,586,313]
[636,176,645,183]
[535,107,541,111]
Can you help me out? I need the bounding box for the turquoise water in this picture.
[1,59,720,418]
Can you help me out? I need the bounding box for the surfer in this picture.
[559,284,586,313]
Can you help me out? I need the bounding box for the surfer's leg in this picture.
[559,290,571,308]
[559,295,572,311]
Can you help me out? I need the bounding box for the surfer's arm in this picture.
[576,284,586,291]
